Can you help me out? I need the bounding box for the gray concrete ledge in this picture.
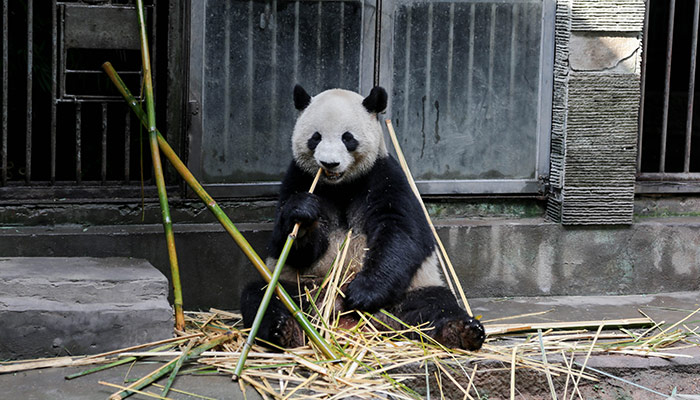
[0,258,173,360]
[1,218,699,309]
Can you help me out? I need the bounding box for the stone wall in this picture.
[547,0,645,225]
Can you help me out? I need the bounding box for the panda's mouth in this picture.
[322,169,344,181]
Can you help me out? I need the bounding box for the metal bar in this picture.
[51,0,57,184]
[75,103,81,184]
[637,0,651,171]
[684,0,700,173]
[424,3,433,139]
[637,172,700,181]
[270,0,278,135]
[222,0,231,156]
[293,1,299,83]
[467,4,475,121]
[59,5,66,101]
[509,4,519,121]
[315,2,322,88]
[124,107,130,183]
[101,103,108,184]
[25,0,33,183]
[659,0,676,173]
[247,1,253,138]
[339,2,345,85]
[2,0,8,185]
[373,0,382,87]
[402,8,411,128]
[446,3,454,116]
[488,4,496,102]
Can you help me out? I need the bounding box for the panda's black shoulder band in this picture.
[294,85,312,111]
[362,87,388,114]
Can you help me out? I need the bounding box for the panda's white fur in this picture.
[292,89,388,184]
[270,232,444,291]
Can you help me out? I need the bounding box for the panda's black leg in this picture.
[240,280,305,349]
[388,286,485,350]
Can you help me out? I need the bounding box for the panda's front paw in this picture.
[344,276,387,313]
[280,192,321,233]
[434,317,485,351]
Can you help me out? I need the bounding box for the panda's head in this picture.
[291,85,388,184]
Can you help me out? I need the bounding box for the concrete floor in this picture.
[1,291,699,399]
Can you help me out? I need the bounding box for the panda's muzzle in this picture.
[320,161,344,181]
[322,169,344,180]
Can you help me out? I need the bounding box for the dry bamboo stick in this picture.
[467,364,480,400]
[384,119,471,314]
[109,357,180,400]
[100,381,173,400]
[0,356,107,374]
[485,317,652,335]
[510,346,517,400]
[482,309,554,324]
[281,372,319,400]
[641,306,700,347]
[434,358,472,399]
[567,324,603,400]
[538,329,558,400]
[84,334,202,360]
[150,383,217,400]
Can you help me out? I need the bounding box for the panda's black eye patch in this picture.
[342,131,359,152]
[307,132,322,151]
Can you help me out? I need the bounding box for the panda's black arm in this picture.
[344,158,435,312]
[267,163,331,269]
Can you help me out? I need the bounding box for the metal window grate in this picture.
[638,0,700,192]
[0,0,162,199]
[188,0,365,190]
[391,1,545,183]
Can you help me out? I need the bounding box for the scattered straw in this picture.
[3,239,699,399]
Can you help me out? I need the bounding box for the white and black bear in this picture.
[241,85,485,351]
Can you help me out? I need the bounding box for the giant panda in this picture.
[241,85,485,351]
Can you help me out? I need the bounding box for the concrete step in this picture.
[0,257,174,360]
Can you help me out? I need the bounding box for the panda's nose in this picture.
[320,161,340,170]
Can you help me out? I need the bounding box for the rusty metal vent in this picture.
[1,0,161,198]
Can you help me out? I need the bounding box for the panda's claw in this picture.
[434,317,485,351]
[271,315,305,349]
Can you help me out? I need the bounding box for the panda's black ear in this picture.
[362,86,387,114]
[294,85,312,111]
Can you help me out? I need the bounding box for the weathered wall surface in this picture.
[548,0,645,224]
[2,218,698,310]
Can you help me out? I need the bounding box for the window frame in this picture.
[186,0,555,199]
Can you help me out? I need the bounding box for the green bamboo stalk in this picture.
[135,0,184,330]
[233,169,322,380]
[101,63,337,361]
[110,332,234,400]
[64,341,184,380]
[160,338,195,397]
